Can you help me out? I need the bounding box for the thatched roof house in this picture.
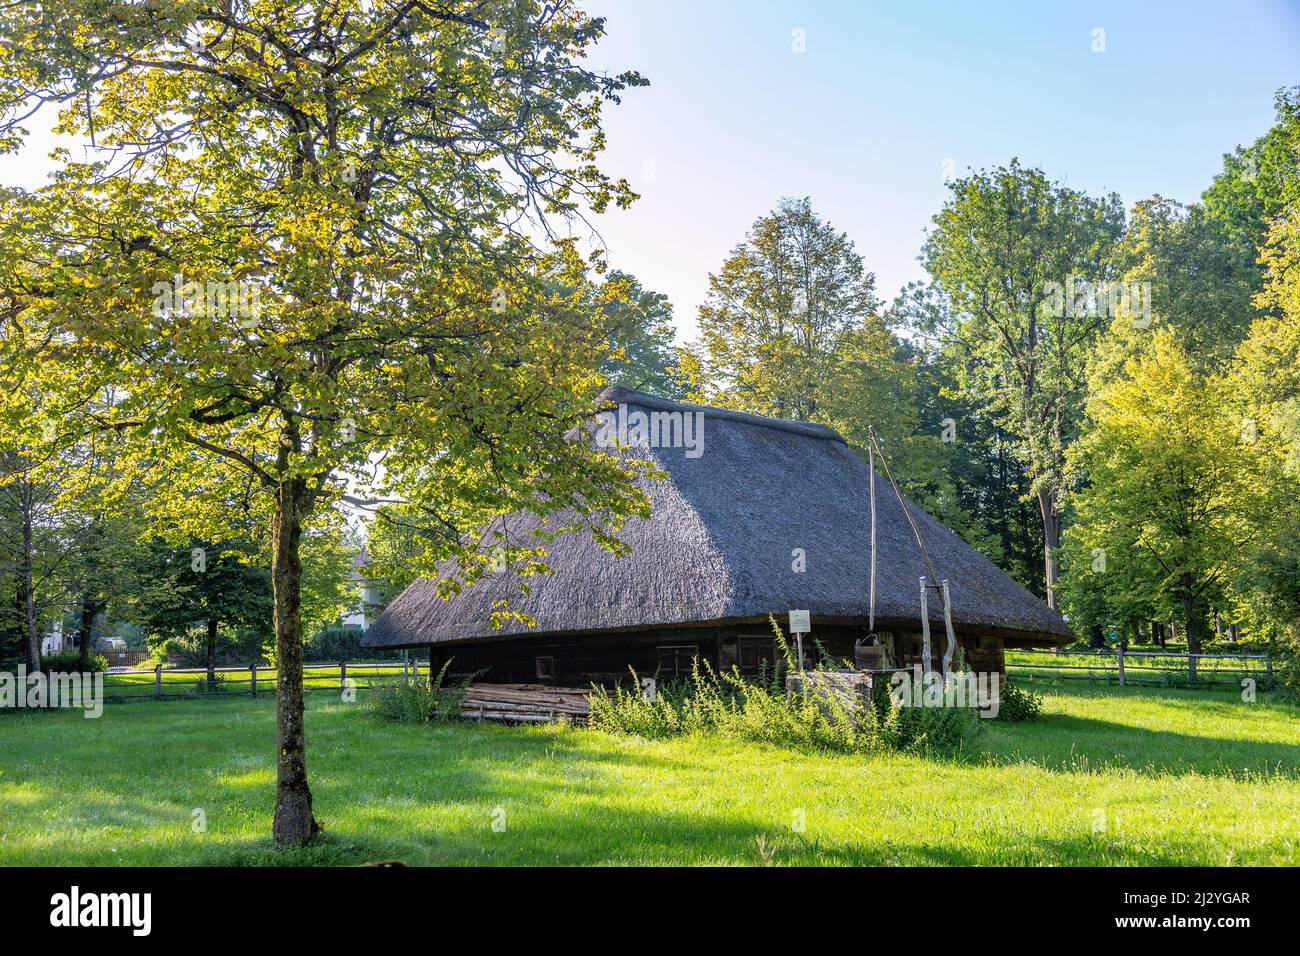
[364,387,1071,684]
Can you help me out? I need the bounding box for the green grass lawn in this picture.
[2,683,1298,866]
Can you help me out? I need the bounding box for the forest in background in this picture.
[594,87,1300,665]
[4,87,1297,681]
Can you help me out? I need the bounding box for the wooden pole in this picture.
[868,432,877,636]
[919,577,932,676]
[154,664,162,699]
[1116,646,1125,687]
[940,579,957,680]
[250,663,257,697]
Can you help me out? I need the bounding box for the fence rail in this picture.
[86,660,421,704]
[1006,647,1273,689]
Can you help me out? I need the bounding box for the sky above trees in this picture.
[578,0,1300,340]
[1,2,1295,343]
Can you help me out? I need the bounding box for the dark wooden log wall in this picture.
[429,622,1008,688]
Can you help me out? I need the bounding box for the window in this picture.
[738,636,779,673]
[534,656,556,680]
[656,645,698,679]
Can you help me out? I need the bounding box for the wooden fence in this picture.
[1006,647,1274,689]
[102,648,150,668]
[94,660,420,703]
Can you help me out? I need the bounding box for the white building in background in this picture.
[341,547,384,631]
[40,619,66,655]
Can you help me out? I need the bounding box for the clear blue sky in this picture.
[584,0,1300,340]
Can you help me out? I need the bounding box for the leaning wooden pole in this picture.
[940,579,957,681]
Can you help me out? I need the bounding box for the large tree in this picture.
[892,280,1045,595]
[0,1,647,845]
[0,456,63,668]
[595,270,681,397]
[134,536,274,677]
[682,196,881,421]
[1104,196,1260,373]
[1066,331,1257,670]
[921,160,1124,608]
[1223,211,1300,672]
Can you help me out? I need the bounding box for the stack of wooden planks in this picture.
[459,683,592,724]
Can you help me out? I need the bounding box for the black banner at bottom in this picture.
[0,865,1284,942]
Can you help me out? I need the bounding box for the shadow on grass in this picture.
[3,690,1293,866]
[976,686,1300,780]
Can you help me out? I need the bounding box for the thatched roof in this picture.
[363,387,1072,650]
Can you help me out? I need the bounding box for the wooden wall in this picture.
[429,622,1007,688]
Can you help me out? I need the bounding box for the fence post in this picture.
[1265,654,1274,690]
[250,663,257,697]
[154,664,162,699]
[340,660,347,693]
[1116,646,1125,687]
[412,658,419,681]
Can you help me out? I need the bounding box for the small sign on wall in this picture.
[789,609,810,634]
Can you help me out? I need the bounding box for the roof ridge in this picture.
[599,386,847,444]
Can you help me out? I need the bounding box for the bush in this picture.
[191,673,230,694]
[590,625,982,757]
[148,624,269,668]
[370,661,470,723]
[306,624,367,662]
[40,650,108,674]
[596,618,984,754]
[996,681,1043,722]
[304,624,402,662]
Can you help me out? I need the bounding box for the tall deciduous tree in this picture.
[1105,197,1260,373]
[683,196,880,421]
[1223,212,1300,669]
[1066,332,1257,670]
[135,537,273,677]
[0,1,647,845]
[891,280,1046,594]
[922,160,1124,608]
[595,270,681,397]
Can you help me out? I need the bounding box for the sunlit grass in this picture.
[1,683,1297,866]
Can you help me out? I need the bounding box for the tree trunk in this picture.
[19,482,40,671]
[271,477,319,846]
[77,591,97,670]
[206,616,219,686]
[1036,488,1060,610]
[1181,575,1199,681]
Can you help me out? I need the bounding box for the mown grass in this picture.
[1,683,1297,866]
